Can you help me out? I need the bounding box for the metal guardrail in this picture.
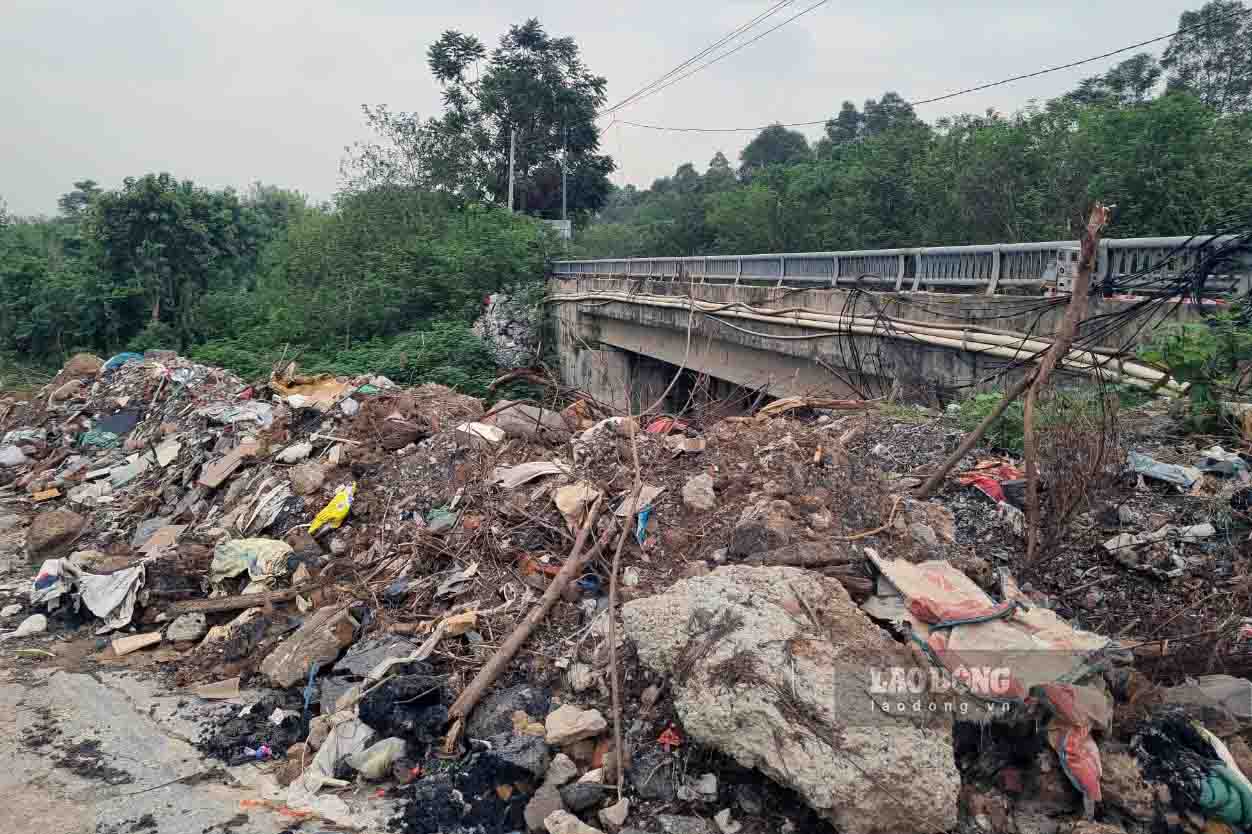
[552,236,1252,295]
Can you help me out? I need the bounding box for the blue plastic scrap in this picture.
[1129,451,1202,489]
[102,352,144,373]
[636,505,653,545]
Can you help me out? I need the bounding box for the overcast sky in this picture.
[1,0,1189,216]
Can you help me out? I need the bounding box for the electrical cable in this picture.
[601,0,829,119]
[614,5,1252,133]
[598,0,798,119]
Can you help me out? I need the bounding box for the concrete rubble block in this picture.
[260,606,359,688]
[657,816,712,834]
[621,565,960,834]
[559,781,604,813]
[545,703,608,746]
[164,612,207,642]
[628,747,675,800]
[288,461,326,496]
[545,809,605,834]
[277,441,314,464]
[712,809,740,834]
[599,799,629,832]
[487,731,551,779]
[455,421,506,448]
[526,784,567,832]
[26,508,85,556]
[62,352,104,376]
[546,753,580,787]
[727,499,793,558]
[487,400,572,443]
[469,684,551,739]
[682,473,717,512]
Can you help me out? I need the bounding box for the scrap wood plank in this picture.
[158,579,325,617]
[198,450,243,488]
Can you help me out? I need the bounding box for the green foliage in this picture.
[346,18,613,220]
[576,84,1252,258]
[1137,307,1252,428]
[952,389,1111,453]
[1162,0,1252,114]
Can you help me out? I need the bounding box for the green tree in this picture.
[87,173,261,347]
[818,101,863,153]
[426,19,614,217]
[703,151,737,192]
[1068,53,1163,106]
[56,180,102,220]
[1162,0,1252,113]
[739,124,810,176]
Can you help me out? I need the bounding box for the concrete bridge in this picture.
[548,237,1251,411]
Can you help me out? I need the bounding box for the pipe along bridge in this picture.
[549,237,1252,411]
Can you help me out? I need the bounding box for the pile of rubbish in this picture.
[4,349,1252,834]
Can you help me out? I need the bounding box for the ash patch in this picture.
[55,738,134,785]
[393,748,535,834]
[196,691,306,762]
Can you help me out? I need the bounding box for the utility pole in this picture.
[507,128,516,213]
[561,123,568,222]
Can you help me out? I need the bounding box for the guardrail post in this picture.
[910,253,923,292]
[832,255,839,288]
[779,256,786,282]
[895,255,905,291]
[735,257,742,286]
[703,256,709,284]
[985,246,1002,295]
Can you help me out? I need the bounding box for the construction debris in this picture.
[4,347,1252,834]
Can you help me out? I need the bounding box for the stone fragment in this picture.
[277,441,313,464]
[622,566,959,834]
[289,462,326,496]
[728,499,792,557]
[525,784,566,832]
[487,731,550,779]
[682,474,717,511]
[260,606,358,688]
[544,810,604,834]
[63,353,104,376]
[656,816,712,834]
[599,799,629,832]
[165,612,207,642]
[546,753,580,787]
[486,400,571,444]
[559,781,603,813]
[26,508,85,556]
[713,810,740,834]
[546,704,608,745]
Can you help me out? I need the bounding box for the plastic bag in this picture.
[309,483,355,536]
[345,737,406,780]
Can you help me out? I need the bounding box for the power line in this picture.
[599,0,799,119]
[616,5,1252,133]
[606,0,829,117]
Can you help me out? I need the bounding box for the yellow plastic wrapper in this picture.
[309,482,355,535]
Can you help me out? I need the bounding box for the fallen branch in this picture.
[915,374,1036,499]
[157,580,325,617]
[446,494,606,733]
[1025,202,1108,563]
[755,396,872,418]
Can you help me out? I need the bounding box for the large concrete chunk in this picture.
[260,606,358,688]
[26,508,85,556]
[621,565,959,834]
[486,400,571,443]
